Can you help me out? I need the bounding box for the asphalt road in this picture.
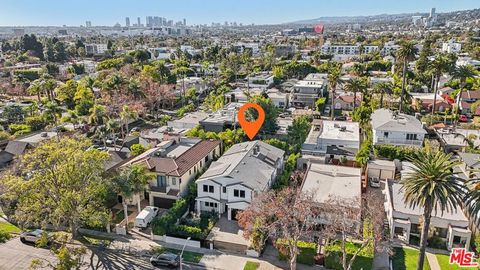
[0,237,208,270]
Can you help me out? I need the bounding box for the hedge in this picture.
[276,239,316,266]
[151,199,188,235]
[373,144,418,161]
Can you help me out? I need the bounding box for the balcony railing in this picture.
[376,138,423,146]
[149,185,167,193]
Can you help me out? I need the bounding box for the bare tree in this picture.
[322,193,385,270]
[237,187,320,270]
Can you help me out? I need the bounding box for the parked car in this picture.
[134,206,159,228]
[20,229,52,245]
[369,177,380,188]
[324,106,331,115]
[150,252,180,268]
[459,115,469,122]
[334,116,347,121]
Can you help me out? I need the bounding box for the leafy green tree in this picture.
[401,150,465,270]
[315,97,326,112]
[328,64,342,119]
[396,41,417,113]
[287,116,312,153]
[56,80,78,109]
[0,137,110,238]
[373,82,393,108]
[247,95,279,135]
[130,144,146,156]
[113,164,154,232]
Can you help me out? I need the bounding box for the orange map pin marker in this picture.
[237,103,265,140]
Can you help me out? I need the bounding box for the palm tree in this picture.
[344,78,367,110]
[43,101,63,126]
[452,65,477,126]
[465,179,480,229]
[401,150,465,270]
[106,119,120,151]
[114,164,155,233]
[27,79,42,101]
[428,53,454,114]
[396,41,417,113]
[88,104,107,132]
[373,82,393,108]
[119,105,138,149]
[327,65,342,119]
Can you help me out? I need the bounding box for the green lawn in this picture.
[392,247,430,270]
[81,233,114,246]
[0,221,21,234]
[164,248,203,263]
[324,241,374,270]
[436,254,478,270]
[243,261,260,270]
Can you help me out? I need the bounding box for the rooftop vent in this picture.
[340,126,347,132]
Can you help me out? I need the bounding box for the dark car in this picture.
[150,252,180,268]
[459,115,469,123]
[20,229,52,245]
[334,116,347,121]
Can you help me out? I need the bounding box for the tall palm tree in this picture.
[88,104,107,133]
[114,164,155,233]
[465,178,480,229]
[396,41,417,113]
[119,105,138,149]
[327,65,342,119]
[373,82,393,108]
[344,78,367,110]
[428,53,454,114]
[401,150,465,270]
[452,65,477,126]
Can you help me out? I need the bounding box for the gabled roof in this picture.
[198,141,284,192]
[371,108,426,134]
[133,139,221,177]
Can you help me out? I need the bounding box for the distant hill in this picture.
[287,8,480,25]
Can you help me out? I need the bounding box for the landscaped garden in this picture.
[151,199,218,240]
[324,241,374,270]
[276,240,317,266]
[392,247,430,270]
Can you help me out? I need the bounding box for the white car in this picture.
[134,206,159,228]
[369,177,380,188]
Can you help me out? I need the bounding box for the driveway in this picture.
[0,237,56,269]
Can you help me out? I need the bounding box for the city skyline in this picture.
[0,0,479,26]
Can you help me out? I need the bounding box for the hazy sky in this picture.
[0,0,478,26]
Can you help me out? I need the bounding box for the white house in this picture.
[195,141,284,220]
[300,119,360,167]
[266,89,288,108]
[246,72,274,89]
[442,40,462,54]
[85,44,108,55]
[384,178,472,250]
[291,73,327,108]
[123,136,221,209]
[371,108,426,147]
[301,163,362,228]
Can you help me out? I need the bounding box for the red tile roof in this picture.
[144,140,221,176]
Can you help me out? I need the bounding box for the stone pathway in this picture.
[425,251,441,270]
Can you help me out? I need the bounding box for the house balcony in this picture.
[376,138,423,147]
[149,185,167,193]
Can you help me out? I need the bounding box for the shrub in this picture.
[130,144,146,156]
[276,239,316,265]
[0,230,11,243]
[374,144,418,161]
[151,199,188,236]
[173,225,205,239]
[0,131,10,140]
[8,124,31,136]
[428,236,446,250]
[25,116,47,131]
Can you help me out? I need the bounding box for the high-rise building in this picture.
[183,18,186,26]
[146,16,153,27]
[85,21,92,27]
[125,17,130,27]
[137,17,141,27]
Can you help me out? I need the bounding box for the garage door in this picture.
[230,209,241,221]
[153,197,176,209]
[380,170,394,180]
[368,169,380,179]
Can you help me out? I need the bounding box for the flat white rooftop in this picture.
[305,120,360,145]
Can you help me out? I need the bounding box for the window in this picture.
[204,202,217,208]
[157,175,166,187]
[171,178,176,185]
[205,156,209,162]
[233,189,246,198]
[223,187,226,193]
[406,134,418,140]
[203,185,214,193]
[384,132,389,138]
[189,170,192,175]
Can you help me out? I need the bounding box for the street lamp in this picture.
[179,237,191,270]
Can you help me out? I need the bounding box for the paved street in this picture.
[0,237,208,270]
